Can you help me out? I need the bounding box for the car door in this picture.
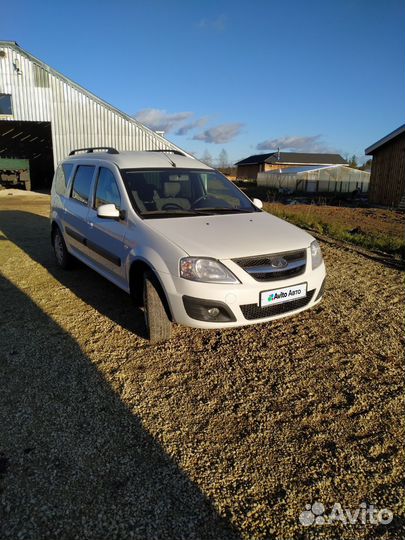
[62,164,96,260]
[85,165,128,286]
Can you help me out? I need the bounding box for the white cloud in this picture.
[175,117,209,136]
[193,123,243,144]
[134,108,193,133]
[134,109,243,144]
[256,135,335,153]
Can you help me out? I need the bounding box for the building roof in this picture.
[235,152,347,166]
[235,153,274,165]
[365,124,405,155]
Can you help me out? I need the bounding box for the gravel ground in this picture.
[0,195,404,540]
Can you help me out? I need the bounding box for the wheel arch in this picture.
[129,259,173,321]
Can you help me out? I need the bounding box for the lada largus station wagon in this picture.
[50,147,326,342]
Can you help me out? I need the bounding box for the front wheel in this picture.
[143,272,172,343]
[52,227,73,269]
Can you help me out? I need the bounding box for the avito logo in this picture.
[268,291,288,302]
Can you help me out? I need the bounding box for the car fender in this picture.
[126,246,174,279]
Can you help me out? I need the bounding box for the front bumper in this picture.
[159,259,326,329]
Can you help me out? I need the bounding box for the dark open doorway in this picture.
[0,120,53,191]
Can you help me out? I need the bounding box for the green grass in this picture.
[266,205,405,258]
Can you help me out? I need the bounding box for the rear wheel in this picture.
[143,272,172,343]
[52,227,73,269]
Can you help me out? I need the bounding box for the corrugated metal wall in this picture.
[0,43,180,167]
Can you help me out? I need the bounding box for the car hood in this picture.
[145,211,313,259]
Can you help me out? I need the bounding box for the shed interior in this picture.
[0,120,53,190]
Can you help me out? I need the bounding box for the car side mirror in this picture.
[97,203,120,219]
[252,198,263,209]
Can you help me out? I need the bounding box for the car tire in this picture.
[52,227,73,269]
[143,272,172,343]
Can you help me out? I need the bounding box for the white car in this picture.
[50,147,326,342]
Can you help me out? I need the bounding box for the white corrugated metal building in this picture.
[0,41,183,189]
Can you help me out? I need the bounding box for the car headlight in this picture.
[180,257,240,283]
[310,240,323,269]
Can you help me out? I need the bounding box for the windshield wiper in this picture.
[193,207,255,214]
[142,209,202,218]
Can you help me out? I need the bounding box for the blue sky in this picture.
[1,0,404,164]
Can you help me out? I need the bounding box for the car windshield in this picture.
[121,168,259,218]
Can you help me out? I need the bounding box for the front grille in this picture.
[240,289,315,320]
[233,250,306,281]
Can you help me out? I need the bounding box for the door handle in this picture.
[88,221,94,228]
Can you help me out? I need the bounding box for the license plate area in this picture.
[260,283,307,307]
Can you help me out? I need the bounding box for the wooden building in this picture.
[365,124,405,207]
[235,152,347,180]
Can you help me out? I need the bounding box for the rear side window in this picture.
[94,167,121,209]
[71,165,95,204]
[54,163,74,195]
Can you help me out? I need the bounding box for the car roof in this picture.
[62,151,213,170]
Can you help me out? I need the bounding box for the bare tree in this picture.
[218,148,229,169]
[201,149,213,166]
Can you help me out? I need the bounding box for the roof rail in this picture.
[69,147,119,156]
[147,149,186,157]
